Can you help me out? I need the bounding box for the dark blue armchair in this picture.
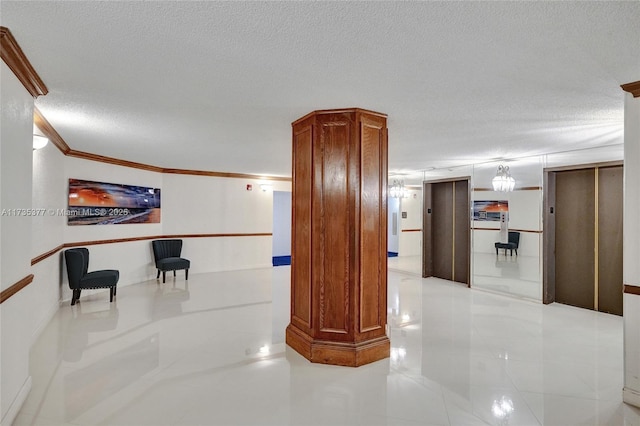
[152,239,190,283]
[495,231,520,256]
[64,248,119,305]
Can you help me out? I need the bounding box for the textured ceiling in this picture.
[2,1,639,180]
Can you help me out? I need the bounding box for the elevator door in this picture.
[552,165,623,315]
[423,179,470,285]
[555,169,595,310]
[597,166,623,315]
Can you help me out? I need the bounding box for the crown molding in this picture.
[36,108,291,181]
[621,81,640,98]
[0,26,48,97]
[34,107,71,154]
[162,168,291,181]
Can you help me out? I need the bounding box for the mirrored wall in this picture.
[388,144,623,302]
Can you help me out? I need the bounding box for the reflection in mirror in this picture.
[388,143,623,302]
[471,157,544,301]
[387,174,423,275]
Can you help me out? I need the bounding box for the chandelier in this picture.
[389,179,409,198]
[492,165,515,192]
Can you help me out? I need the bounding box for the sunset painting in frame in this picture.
[473,200,508,221]
[68,179,161,225]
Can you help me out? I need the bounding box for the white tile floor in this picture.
[14,266,640,425]
[388,253,543,302]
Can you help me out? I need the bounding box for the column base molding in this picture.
[623,387,640,408]
[286,324,390,367]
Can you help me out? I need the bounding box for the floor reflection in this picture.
[14,266,639,426]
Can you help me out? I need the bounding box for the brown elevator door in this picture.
[555,169,595,310]
[453,180,470,284]
[597,166,623,315]
[431,182,454,281]
[424,180,469,285]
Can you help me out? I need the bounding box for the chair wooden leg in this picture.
[173,270,176,277]
[114,285,117,296]
[156,270,160,279]
[162,271,166,283]
[110,287,114,303]
[185,269,189,280]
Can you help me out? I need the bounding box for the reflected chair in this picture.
[151,239,190,283]
[64,248,119,305]
[495,231,520,256]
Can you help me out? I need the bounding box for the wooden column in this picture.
[286,108,390,367]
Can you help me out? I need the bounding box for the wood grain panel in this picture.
[319,120,350,334]
[287,108,389,367]
[0,26,48,97]
[432,182,453,280]
[291,125,313,328]
[598,165,623,315]
[360,122,383,332]
[0,274,34,304]
[555,169,595,310]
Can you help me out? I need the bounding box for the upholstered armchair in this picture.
[152,239,190,283]
[495,231,521,256]
[64,248,119,305]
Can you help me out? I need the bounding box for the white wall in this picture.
[161,174,283,271]
[398,189,422,257]
[623,92,640,408]
[272,191,291,257]
[0,61,35,425]
[30,142,66,343]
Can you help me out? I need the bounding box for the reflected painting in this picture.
[473,200,508,221]
[68,179,161,225]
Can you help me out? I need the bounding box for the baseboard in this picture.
[272,255,291,266]
[1,376,32,426]
[623,387,640,408]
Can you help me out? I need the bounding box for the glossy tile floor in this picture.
[389,254,542,301]
[14,267,640,425]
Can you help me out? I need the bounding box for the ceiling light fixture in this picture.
[389,179,409,198]
[33,135,49,150]
[492,165,515,192]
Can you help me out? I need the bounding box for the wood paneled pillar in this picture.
[286,108,390,367]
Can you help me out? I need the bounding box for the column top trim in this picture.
[621,81,640,98]
[0,26,48,97]
[292,108,387,125]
